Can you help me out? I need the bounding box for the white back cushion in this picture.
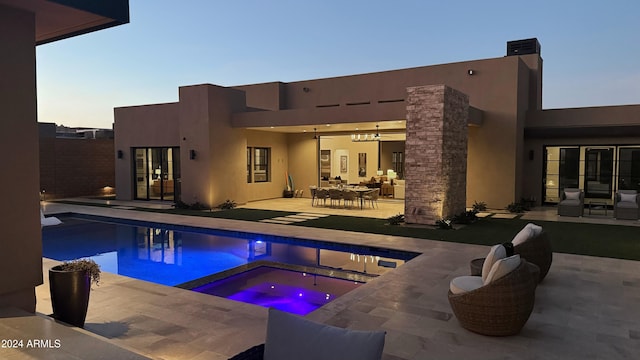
[511,223,542,246]
[485,255,521,284]
[620,193,637,203]
[511,227,532,246]
[564,191,580,200]
[482,244,506,282]
[525,223,543,237]
[264,308,386,360]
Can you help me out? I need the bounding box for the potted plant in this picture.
[49,258,101,328]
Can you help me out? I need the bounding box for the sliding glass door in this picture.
[542,145,639,203]
[584,148,613,198]
[134,147,180,201]
[618,147,640,191]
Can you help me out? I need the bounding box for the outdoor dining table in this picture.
[317,186,372,209]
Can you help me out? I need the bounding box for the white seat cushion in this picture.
[264,308,386,360]
[481,244,506,282]
[449,275,484,294]
[616,201,638,209]
[485,255,521,284]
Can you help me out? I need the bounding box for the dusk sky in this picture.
[36,0,640,129]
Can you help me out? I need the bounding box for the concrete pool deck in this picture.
[8,201,640,359]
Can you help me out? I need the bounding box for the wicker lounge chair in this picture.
[514,231,552,282]
[449,259,537,336]
[470,225,552,283]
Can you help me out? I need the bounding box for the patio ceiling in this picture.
[246,119,407,136]
[0,0,129,45]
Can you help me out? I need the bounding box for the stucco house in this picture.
[114,38,640,224]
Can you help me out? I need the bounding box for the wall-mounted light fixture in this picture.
[189,149,196,160]
[117,150,123,159]
[303,87,310,92]
[467,69,475,75]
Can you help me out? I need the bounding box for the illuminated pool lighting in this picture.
[193,267,363,315]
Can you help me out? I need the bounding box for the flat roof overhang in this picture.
[525,125,640,139]
[0,0,129,45]
[232,102,483,134]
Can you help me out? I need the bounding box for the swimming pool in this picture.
[192,266,363,315]
[42,214,417,313]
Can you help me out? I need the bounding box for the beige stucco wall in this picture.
[116,52,547,209]
[114,102,180,200]
[177,85,249,208]
[246,130,289,201]
[0,5,41,312]
[286,133,319,197]
[237,54,542,209]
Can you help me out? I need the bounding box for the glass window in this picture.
[247,148,252,183]
[254,148,269,182]
[618,147,640,191]
[392,151,404,179]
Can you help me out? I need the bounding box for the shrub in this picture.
[58,258,101,286]
[435,218,453,230]
[174,200,210,210]
[507,201,525,213]
[174,200,190,209]
[387,213,405,225]
[218,199,237,210]
[472,201,487,212]
[452,210,478,224]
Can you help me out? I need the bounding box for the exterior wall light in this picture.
[189,149,196,160]
[467,69,475,75]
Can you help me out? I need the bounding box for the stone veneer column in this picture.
[404,85,468,224]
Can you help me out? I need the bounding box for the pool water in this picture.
[42,214,416,313]
[193,266,362,315]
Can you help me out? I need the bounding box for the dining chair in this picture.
[342,190,357,209]
[328,189,343,208]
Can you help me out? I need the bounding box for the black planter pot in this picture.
[49,266,91,327]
